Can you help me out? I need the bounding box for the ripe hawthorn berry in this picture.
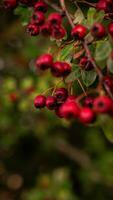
[84,96,94,108]
[40,23,52,37]
[46,96,57,110]
[36,54,53,70]
[93,96,113,113]
[79,57,94,71]
[54,88,68,102]
[34,95,46,108]
[34,1,48,13]
[51,61,71,77]
[3,0,17,9]
[91,23,106,39]
[103,76,113,91]
[47,13,62,26]
[108,23,113,37]
[31,11,45,25]
[79,107,95,124]
[58,101,80,119]
[66,95,76,103]
[71,24,87,40]
[26,23,39,36]
[96,0,113,13]
[51,25,66,40]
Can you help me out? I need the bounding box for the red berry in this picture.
[79,107,95,124]
[58,101,80,119]
[66,95,76,102]
[34,1,47,13]
[91,23,106,39]
[3,0,17,9]
[31,11,45,25]
[51,61,65,77]
[108,22,113,37]
[103,76,113,91]
[96,0,113,13]
[93,96,113,113]
[71,25,87,40]
[84,96,94,108]
[51,26,66,40]
[46,96,57,110]
[40,23,52,37]
[54,88,68,102]
[47,13,62,26]
[34,95,46,108]
[62,62,71,76]
[36,54,53,70]
[79,57,94,71]
[9,93,18,103]
[26,23,39,36]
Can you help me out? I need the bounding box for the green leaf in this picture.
[81,70,97,87]
[59,43,74,61]
[65,66,81,83]
[95,41,112,62]
[98,115,113,143]
[107,57,113,74]
[87,8,104,27]
[14,6,32,26]
[73,8,84,24]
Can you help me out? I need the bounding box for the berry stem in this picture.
[59,0,75,28]
[44,0,64,14]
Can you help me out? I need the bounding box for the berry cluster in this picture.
[34,89,113,124]
[3,0,113,125]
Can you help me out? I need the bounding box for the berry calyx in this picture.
[79,107,95,124]
[91,23,106,39]
[54,88,68,102]
[71,24,87,40]
[34,95,46,108]
[46,96,57,110]
[93,96,113,113]
[36,54,53,70]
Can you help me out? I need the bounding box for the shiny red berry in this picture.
[47,13,62,26]
[108,22,113,37]
[3,0,17,9]
[34,95,46,108]
[51,62,65,77]
[79,57,94,71]
[26,23,39,36]
[91,23,106,39]
[54,88,68,102]
[84,96,94,108]
[79,107,95,124]
[71,25,87,39]
[103,76,113,90]
[40,23,52,37]
[58,101,80,119]
[62,62,71,76]
[34,1,47,13]
[66,95,76,103]
[31,11,45,25]
[46,96,57,110]
[36,54,53,70]
[51,26,66,40]
[93,96,113,113]
[96,0,113,13]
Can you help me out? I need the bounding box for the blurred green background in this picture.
[1,2,113,200]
